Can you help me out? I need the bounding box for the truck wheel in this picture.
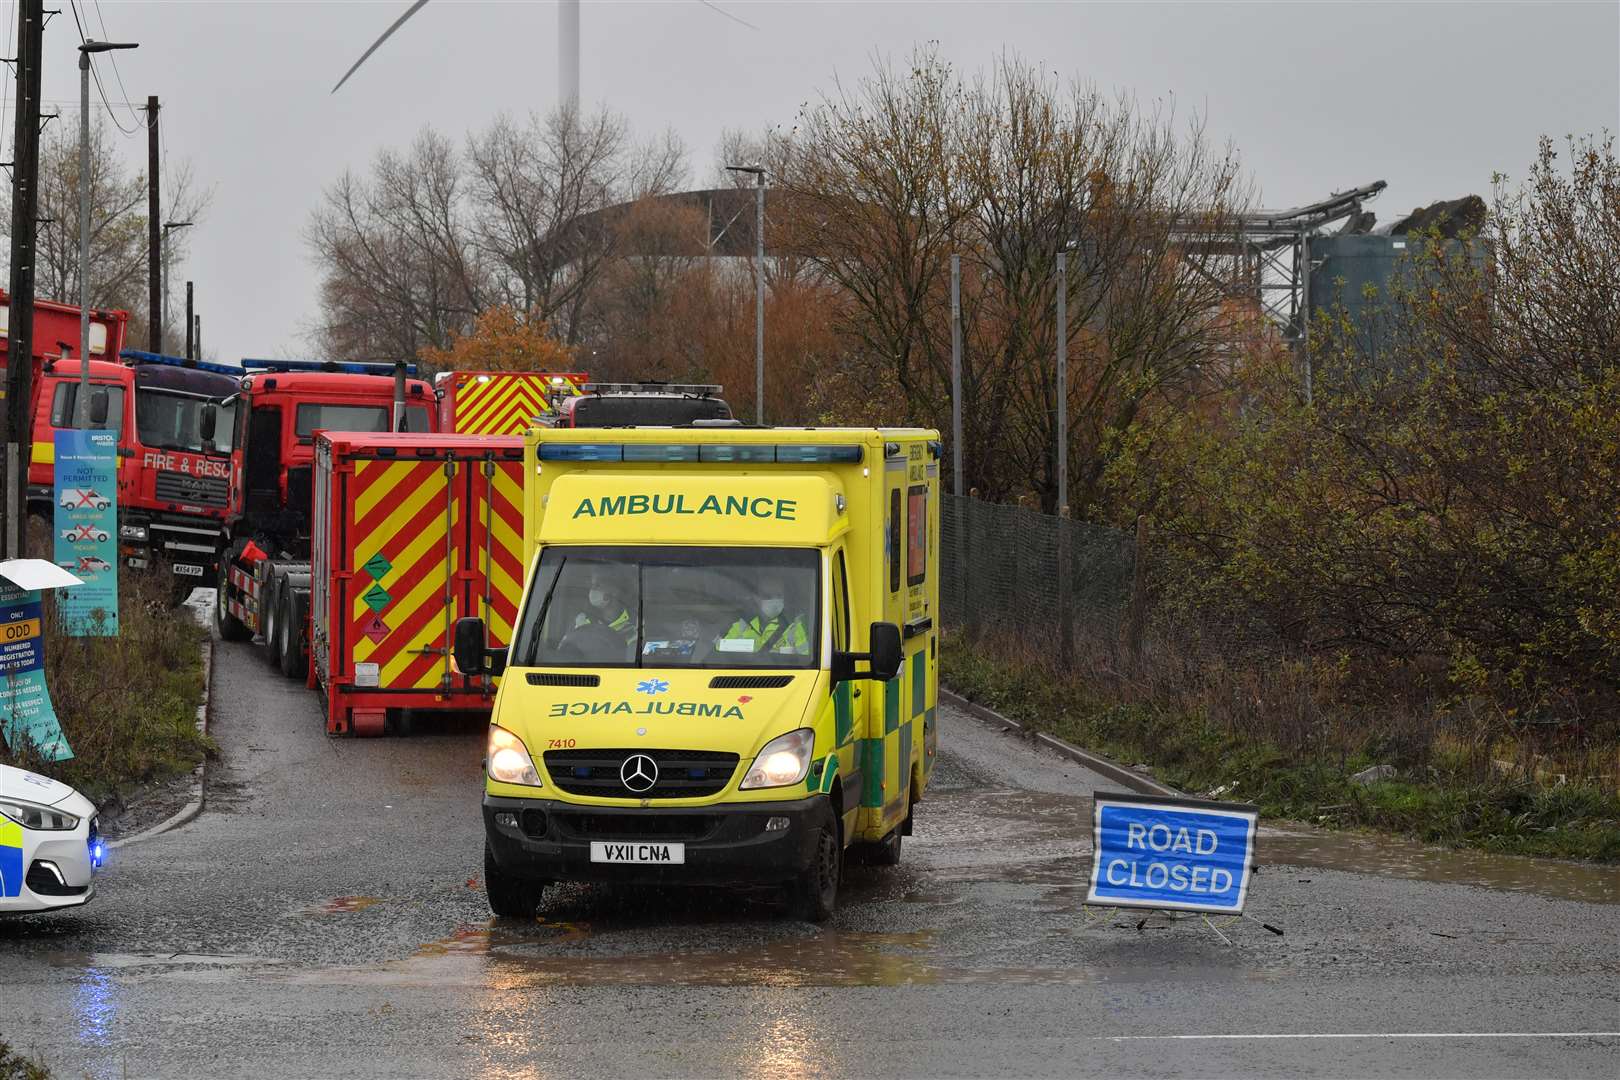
[215,561,251,643]
[791,819,841,922]
[262,574,284,668]
[484,843,540,919]
[278,588,308,681]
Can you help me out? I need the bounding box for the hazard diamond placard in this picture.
[362,583,391,613]
[360,612,390,644]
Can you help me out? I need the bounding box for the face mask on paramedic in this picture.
[760,582,785,621]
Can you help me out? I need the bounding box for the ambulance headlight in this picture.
[741,729,814,790]
[0,798,80,831]
[485,725,541,787]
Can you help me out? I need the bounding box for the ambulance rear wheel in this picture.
[215,560,251,643]
[484,843,540,919]
[870,823,904,867]
[792,820,841,923]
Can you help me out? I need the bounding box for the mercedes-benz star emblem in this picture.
[620,753,658,794]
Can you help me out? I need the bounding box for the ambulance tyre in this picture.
[484,843,540,919]
[870,822,903,867]
[278,589,308,681]
[792,820,841,923]
[215,559,251,643]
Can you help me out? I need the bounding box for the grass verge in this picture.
[0,535,210,809]
[943,633,1620,862]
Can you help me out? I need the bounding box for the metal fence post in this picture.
[1125,515,1152,668]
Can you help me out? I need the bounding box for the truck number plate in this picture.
[589,842,685,865]
[173,564,204,577]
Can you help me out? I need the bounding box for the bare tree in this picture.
[308,103,688,359]
[778,48,1249,509]
[2,118,209,347]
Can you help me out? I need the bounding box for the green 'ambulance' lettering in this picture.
[572,492,799,521]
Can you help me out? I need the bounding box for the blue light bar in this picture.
[774,445,864,463]
[538,443,625,462]
[699,444,777,463]
[120,350,243,377]
[623,444,701,462]
[240,358,418,377]
[537,443,863,464]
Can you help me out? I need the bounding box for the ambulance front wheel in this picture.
[484,843,544,919]
[791,820,841,923]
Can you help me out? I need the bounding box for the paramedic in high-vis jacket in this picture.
[718,573,811,657]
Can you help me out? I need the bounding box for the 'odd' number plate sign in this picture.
[1086,791,1258,915]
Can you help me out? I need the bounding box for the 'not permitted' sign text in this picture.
[1086,792,1259,915]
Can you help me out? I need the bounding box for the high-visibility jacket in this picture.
[722,613,810,655]
[574,607,632,635]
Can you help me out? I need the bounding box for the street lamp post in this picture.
[160,220,193,355]
[76,38,138,428]
[725,164,766,425]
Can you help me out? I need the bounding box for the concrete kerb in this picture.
[109,599,213,849]
[940,686,1183,798]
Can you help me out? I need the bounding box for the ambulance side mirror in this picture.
[454,617,507,678]
[866,622,902,681]
[833,620,903,685]
[198,403,217,443]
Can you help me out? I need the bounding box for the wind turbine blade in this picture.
[698,0,759,32]
[331,0,433,94]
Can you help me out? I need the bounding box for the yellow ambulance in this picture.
[455,425,941,920]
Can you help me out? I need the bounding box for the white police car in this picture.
[0,762,101,913]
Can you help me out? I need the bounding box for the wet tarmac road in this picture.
[2,635,1619,1078]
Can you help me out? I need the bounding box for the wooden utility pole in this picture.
[145,95,160,352]
[4,0,45,558]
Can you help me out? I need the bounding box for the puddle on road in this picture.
[308,895,384,915]
[1259,828,1620,905]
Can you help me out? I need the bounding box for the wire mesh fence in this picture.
[941,493,1137,664]
[941,492,1292,677]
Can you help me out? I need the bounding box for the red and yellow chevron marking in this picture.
[450,372,586,435]
[347,457,455,691]
[472,458,527,646]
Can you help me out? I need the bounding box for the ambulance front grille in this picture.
[544,748,740,799]
[552,813,721,842]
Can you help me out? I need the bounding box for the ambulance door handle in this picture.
[852,688,862,699]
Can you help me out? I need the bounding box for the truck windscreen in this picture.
[513,545,820,669]
[571,396,731,426]
[294,403,432,439]
[137,389,235,454]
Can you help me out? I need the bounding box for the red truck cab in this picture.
[25,351,240,596]
[214,360,435,645]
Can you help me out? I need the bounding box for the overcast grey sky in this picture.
[22,0,1620,361]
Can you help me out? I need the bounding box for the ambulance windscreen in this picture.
[512,546,820,670]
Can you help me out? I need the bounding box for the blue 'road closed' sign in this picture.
[1086,791,1259,915]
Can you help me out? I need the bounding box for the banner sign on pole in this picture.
[53,429,118,636]
[1087,791,1259,915]
[0,580,71,761]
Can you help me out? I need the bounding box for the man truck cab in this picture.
[28,351,239,599]
[457,425,941,921]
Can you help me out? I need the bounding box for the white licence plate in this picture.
[589,841,685,865]
[173,564,204,577]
